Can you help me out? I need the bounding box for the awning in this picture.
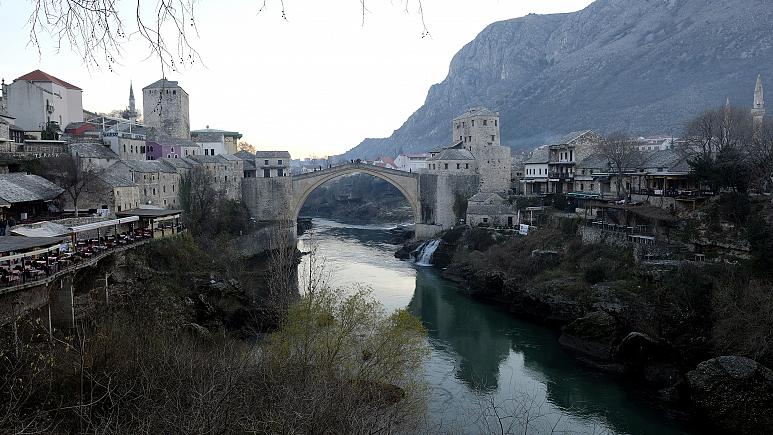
[69,216,139,233]
[11,221,70,238]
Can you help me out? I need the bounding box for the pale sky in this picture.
[0,0,593,158]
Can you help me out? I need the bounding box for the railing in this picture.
[548,172,571,179]
[1,227,184,292]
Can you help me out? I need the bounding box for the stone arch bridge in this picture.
[242,163,480,240]
[292,163,421,224]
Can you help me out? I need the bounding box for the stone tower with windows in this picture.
[452,107,512,193]
[752,74,765,129]
[142,78,190,139]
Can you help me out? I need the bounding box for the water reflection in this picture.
[299,219,689,434]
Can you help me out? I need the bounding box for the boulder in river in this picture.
[687,356,773,433]
[559,311,625,372]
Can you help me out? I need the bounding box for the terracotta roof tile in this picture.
[15,69,81,90]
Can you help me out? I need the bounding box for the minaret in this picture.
[752,74,765,128]
[129,81,136,113]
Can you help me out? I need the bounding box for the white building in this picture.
[1,70,83,132]
[394,153,428,172]
[190,127,242,155]
[522,147,549,195]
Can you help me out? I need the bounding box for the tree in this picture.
[25,1,428,71]
[179,165,218,233]
[598,132,641,199]
[681,105,755,192]
[37,154,105,217]
[237,141,257,154]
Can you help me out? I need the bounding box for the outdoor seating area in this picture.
[0,211,181,290]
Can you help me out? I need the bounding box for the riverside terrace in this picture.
[0,209,183,290]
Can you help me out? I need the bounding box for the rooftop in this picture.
[547,130,597,147]
[0,236,66,254]
[191,128,242,138]
[255,151,291,159]
[524,148,550,164]
[114,160,176,174]
[142,78,186,93]
[0,173,64,206]
[69,142,119,160]
[15,69,81,90]
[453,107,498,121]
[428,148,475,161]
[233,150,255,160]
[116,208,182,218]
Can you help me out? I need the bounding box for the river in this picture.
[297,219,689,434]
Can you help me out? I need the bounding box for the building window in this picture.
[263,169,270,178]
[456,124,460,130]
[491,135,495,141]
[456,163,460,169]
[459,136,462,141]
[444,163,448,170]
[494,120,497,126]
[465,163,469,169]
[590,183,594,191]
[580,183,584,191]
[278,159,283,165]
[123,144,126,153]
[483,218,488,223]
[483,119,487,126]
[471,120,475,127]
[153,188,156,195]
[264,159,269,165]
[278,168,284,177]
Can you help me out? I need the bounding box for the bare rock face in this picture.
[687,356,773,433]
[345,0,773,159]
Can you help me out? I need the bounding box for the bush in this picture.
[584,261,607,284]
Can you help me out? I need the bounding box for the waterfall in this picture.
[414,239,441,267]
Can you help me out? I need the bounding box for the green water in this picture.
[298,219,690,434]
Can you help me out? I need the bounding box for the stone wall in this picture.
[477,145,512,193]
[243,177,293,221]
[142,87,190,139]
[419,173,479,230]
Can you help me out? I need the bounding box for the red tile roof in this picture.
[15,69,82,90]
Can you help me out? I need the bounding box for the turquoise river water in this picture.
[297,219,690,434]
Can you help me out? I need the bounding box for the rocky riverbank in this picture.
[397,225,773,433]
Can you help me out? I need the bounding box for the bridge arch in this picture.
[291,164,421,224]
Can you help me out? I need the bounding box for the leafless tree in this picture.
[747,119,773,193]
[38,153,106,217]
[681,105,754,162]
[179,165,218,232]
[26,0,428,72]
[597,132,642,199]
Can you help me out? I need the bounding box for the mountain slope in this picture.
[344,0,773,159]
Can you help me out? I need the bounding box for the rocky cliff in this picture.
[344,0,773,158]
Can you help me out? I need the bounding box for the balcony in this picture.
[548,172,571,180]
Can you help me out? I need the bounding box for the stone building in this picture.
[191,127,242,155]
[427,107,512,193]
[186,154,244,200]
[103,124,151,161]
[546,130,602,194]
[142,79,190,139]
[109,160,181,208]
[255,151,291,178]
[234,150,257,178]
[1,70,83,132]
[453,108,512,193]
[73,171,140,214]
[465,192,517,227]
[426,145,477,174]
[0,173,64,222]
[69,142,119,170]
[573,154,611,197]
